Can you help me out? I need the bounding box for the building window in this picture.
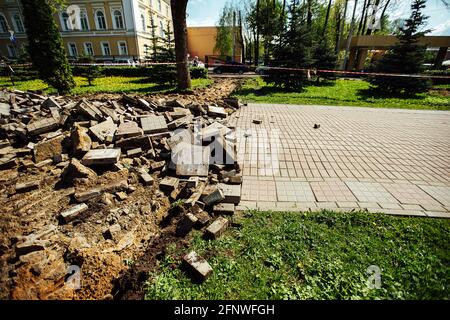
[0,15,8,33]
[159,20,164,37]
[140,14,146,31]
[158,0,162,12]
[61,12,70,31]
[118,41,128,55]
[101,42,111,56]
[84,43,94,56]
[113,10,124,29]
[7,45,16,58]
[68,43,77,57]
[80,11,89,31]
[12,14,24,33]
[166,5,169,17]
[96,10,107,30]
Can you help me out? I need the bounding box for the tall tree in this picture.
[170,0,191,90]
[336,0,349,54]
[369,0,431,94]
[322,0,333,36]
[215,3,234,58]
[21,0,75,94]
[255,0,261,65]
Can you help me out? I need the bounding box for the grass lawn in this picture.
[145,210,450,300]
[233,77,450,110]
[0,76,212,95]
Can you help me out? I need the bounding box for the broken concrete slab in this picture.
[115,122,143,140]
[89,117,117,143]
[15,181,40,193]
[159,176,179,193]
[33,135,64,163]
[0,102,10,117]
[139,172,154,186]
[140,115,168,134]
[176,213,198,236]
[208,106,227,118]
[82,149,121,166]
[183,251,213,282]
[115,135,153,151]
[205,216,229,239]
[213,203,235,215]
[26,118,60,136]
[71,125,92,155]
[218,183,241,204]
[172,143,210,177]
[74,180,129,202]
[60,203,89,223]
[203,188,225,206]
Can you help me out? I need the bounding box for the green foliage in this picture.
[148,65,177,86]
[215,2,235,57]
[265,2,314,90]
[76,56,100,86]
[233,77,450,110]
[21,0,75,94]
[369,0,432,95]
[190,67,208,79]
[147,17,175,62]
[145,210,450,300]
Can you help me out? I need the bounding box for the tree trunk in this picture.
[357,0,368,35]
[336,0,349,54]
[170,0,191,90]
[254,0,260,65]
[238,10,245,63]
[307,0,312,30]
[366,0,381,35]
[322,0,332,36]
[380,0,391,23]
[342,0,359,69]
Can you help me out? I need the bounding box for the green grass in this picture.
[233,77,450,110]
[145,210,450,300]
[0,76,212,95]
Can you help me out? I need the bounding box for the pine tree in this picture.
[156,21,176,62]
[369,0,431,95]
[265,1,314,90]
[21,0,75,94]
[147,15,159,62]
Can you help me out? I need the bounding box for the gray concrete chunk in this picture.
[60,203,89,223]
[140,115,168,134]
[205,216,229,239]
[183,251,213,282]
[82,149,121,165]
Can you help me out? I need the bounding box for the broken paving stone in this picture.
[104,224,121,240]
[140,115,168,134]
[183,251,213,282]
[115,135,153,151]
[228,175,243,184]
[115,121,143,140]
[218,183,241,204]
[140,172,154,186]
[74,180,128,202]
[71,125,92,154]
[42,97,61,109]
[159,176,179,193]
[116,192,128,201]
[82,149,121,166]
[15,239,47,256]
[173,143,210,177]
[63,159,97,181]
[176,213,198,237]
[76,99,103,121]
[208,106,227,118]
[205,216,229,239]
[26,118,60,136]
[33,135,64,163]
[213,203,235,215]
[150,160,166,171]
[127,148,142,158]
[253,116,263,124]
[15,181,40,193]
[0,102,10,117]
[203,188,225,206]
[89,117,117,143]
[60,203,89,223]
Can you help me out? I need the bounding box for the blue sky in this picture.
[187,0,450,35]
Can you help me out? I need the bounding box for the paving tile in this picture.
[418,185,450,206]
[310,180,357,202]
[383,183,442,207]
[345,181,399,203]
[275,181,315,202]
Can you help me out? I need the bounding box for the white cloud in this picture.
[187,16,217,27]
[429,20,450,35]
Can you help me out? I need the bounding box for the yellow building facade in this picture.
[0,0,173,61]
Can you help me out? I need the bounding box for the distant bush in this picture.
[147,65,177,86]
[425,70,450,85]
[190,67,208,79]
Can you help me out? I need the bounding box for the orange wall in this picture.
[187,26,242,62]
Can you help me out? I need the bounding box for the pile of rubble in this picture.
[0,88,244,298]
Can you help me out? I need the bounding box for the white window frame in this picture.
[101,42,111,56]
[80,9,90,31]
[159,20,164,37]
[0,14,9,33]
[112,8,125,29]
[158,0,162,12]
[95,9,107,30]
[140,13,146,32]
[11,13,24,33]
[60,11,70,31]
[68,43,78,57]
[84,42,94,56]
[117,41,128,55]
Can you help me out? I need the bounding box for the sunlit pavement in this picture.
[229,103,450,217]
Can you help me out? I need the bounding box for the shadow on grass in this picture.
[356,86,425,101]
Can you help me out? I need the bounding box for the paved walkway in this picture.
[229,104,450,218]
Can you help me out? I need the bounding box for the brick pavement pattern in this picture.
[229,104,450,218]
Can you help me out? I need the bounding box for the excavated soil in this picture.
[0,78,242,300]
